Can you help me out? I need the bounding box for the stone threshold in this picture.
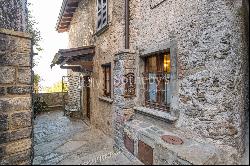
[134,106,178,123]
[98,96,113,104]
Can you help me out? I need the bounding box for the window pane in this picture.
[147,56,157,72]
[145,52,171,110]
[148,73,157,103]
[97,0,108,30]
[164,53,171,73]
[98,0,102,11]
[97,19,102,29]
[161,73,170,105]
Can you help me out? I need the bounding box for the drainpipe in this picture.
[125,0,130,49]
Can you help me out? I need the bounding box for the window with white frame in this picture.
[97,0,108,32]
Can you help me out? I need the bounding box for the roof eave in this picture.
[56,0,80,33]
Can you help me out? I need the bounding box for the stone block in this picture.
[124,60,136,69]
[4,139,31,156]
[0,113,8,131]
[0,145,5,158]
[0,131,8,144]
[9,127,32,142]
[124,109,135,122]
[7,86,32,95]
[18,68,31,84]
[0,97,31,112]
[0,53,31,66]
[0,128,31,146]
[0,35,7,51]
[0,149,31,165]
[0,67,15,84]
[10,111,31,130]
[0,87,5,95]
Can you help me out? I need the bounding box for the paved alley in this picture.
[32,110,142,165]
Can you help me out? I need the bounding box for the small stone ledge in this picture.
[98,96,113,104]
[0,28,32,39]
[124,120,220,165]
[94,24,109,37]
[134,106,178,123]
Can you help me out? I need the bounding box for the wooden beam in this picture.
[67,2,79,8]
[60,22,70,26]
[65,8,76,13]
[60,46,95,53]
[67,61,94,68]
[58,26,68,29]
[60,65,93,72]
[62,13,74,18]
[60,48,95,57]
[58,28,68,33]
[61,17,72,22]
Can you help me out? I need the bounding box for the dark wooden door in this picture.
[84,76,91,120]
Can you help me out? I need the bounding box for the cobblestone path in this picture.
[33,110,142,165]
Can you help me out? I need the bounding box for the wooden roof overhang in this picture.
[56,0,80,33]
[51,46,95,72]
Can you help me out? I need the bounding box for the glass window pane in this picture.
[98,0,102,11]
[164,53,171,73]
[148,73,157,103]
[148,56,157,72]
[145,52,171,109]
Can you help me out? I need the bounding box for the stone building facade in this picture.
[0,0,33,165]
[54,0,249,164]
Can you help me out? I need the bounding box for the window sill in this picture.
[134,106,178,123]
[94,24,109,37]
[98,96,113,104]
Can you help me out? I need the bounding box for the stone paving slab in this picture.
[33,110,142,165]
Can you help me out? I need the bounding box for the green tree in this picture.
[43,81,68,93]
[34,74,41,93]
[27,2,42,52]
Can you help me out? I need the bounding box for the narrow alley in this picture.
[32,110,142,165]
[0,0,249,165]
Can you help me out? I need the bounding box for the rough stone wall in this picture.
[66,70,81,112]
[113,51,136,154]
[68,0,95,47]
[242,0,249,164]
[66,0,248,163]
[35,93,68,111]
[0,29,33,164]
[129,0,248,162]
[0,1,32,164]
[68,0,125,137]
[0,0,28,32]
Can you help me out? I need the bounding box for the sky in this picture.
[28,0,69,90]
